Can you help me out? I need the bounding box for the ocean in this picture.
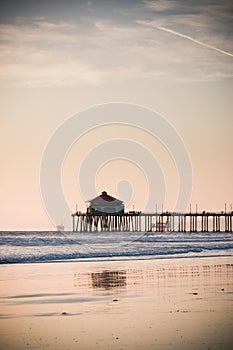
[1,230,233,264]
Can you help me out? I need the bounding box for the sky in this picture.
[0,0,232,230]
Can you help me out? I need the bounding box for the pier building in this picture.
[87,191,124,215]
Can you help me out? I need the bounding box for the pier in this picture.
[72,211,233,233]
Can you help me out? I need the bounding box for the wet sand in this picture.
[0,257,233,350]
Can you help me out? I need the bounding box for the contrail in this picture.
[137,20,233,57]
[155,25,233,58]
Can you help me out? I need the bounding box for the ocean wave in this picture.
[0,231,232,264]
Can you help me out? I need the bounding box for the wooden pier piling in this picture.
[72,211,233,233]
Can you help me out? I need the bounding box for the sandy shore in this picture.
[0,257,232,350]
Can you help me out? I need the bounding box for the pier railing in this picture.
[72,211,233,233]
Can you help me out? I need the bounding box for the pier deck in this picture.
[72,212,233,233]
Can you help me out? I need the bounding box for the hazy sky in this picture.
[0,0,232,230]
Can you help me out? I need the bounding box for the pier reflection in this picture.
[90,270,126,290]
[125,263,233,290]
[74,270,127,291]
[74,263,233,294]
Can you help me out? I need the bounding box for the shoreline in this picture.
[1,256,232,349]
[1,252,233,266]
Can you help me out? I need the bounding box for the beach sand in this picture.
[0,257,232,350]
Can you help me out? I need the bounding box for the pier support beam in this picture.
[72,212,233,233]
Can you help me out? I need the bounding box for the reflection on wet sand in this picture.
[1,258,233,350]
[74,270,127,291]
[74,263,233,292]
[90,270,126,290]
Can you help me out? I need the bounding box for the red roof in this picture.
[100,191,117,202]
[88,191,123,204]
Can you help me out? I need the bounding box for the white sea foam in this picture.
[0,231,232,264]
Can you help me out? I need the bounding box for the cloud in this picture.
[0,60,106,88]
[142,0,176,12]
[0,12,233,88]
[0,21,106,87]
